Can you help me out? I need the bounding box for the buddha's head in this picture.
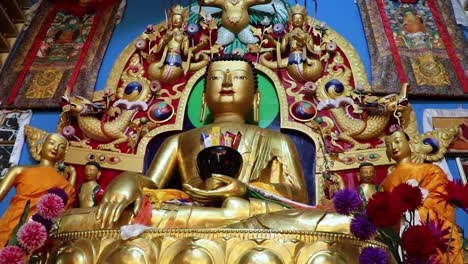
[84,161,102,182]
[39,133,68,163]
[169,5,189,29]
[358,162,375,184]
[289,4,307,28]
[385,130,411,163]
[203,55,259,122]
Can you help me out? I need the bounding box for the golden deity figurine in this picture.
[198,0,272,45]
[357,162,378,208]
[261,4,323,82]
[148,5,209,84]
[97,55,308,229]
[382,130,464,263]
[0,126,76,246]
[78,161,104,208]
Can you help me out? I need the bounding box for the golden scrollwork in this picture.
[26,70,63,99]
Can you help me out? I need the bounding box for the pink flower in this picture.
[36,193,65,219]
[61,125,76,139]
[0,246,25,264]
[17,221,47,252]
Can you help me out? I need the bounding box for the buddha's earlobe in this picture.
[253,91,261,123]
[200,93,207,123]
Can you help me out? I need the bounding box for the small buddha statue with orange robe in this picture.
[0,127,76,246]
[381,130,464,263]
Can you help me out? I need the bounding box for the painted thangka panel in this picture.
[0,0,123,109]
[0,110,32,178]
[357,0,468,98]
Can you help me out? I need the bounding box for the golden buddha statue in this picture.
[357,162,378,208]
[261,4,323,82]
[50,55,391,264]
[97,54,308,229]
[0,126,76,246]
[78,161,104,208]
[382,130,464,263]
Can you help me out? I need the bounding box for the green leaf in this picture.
[7,200,31,246]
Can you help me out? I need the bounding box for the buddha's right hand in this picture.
[96,171,144,228]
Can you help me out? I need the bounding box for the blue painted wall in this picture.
[1,0,467,237]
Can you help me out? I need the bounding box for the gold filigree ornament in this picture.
[117,53,151,102]
[411,53,450,86]
[409,127,458,163]
[26,70,63,99]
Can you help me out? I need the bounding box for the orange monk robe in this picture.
[382,162,464,264]
[0,166,76,247]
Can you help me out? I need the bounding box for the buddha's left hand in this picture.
[183,174,247,203]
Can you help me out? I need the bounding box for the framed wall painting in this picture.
[455,157,467,184]
[0,110,32,178]
[0,0,123,109]
[357,0,468,98]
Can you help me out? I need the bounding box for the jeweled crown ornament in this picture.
[169,4,189,22]
[289,4,307,17]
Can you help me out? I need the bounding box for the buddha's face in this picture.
[40,134,67,162]
[204,60,255,118]
[385,131,411,162]
[291,14,304,27]
[359,165,375,184]
[84,164,101,181]
[172,14,184,28]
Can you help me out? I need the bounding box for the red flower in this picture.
[0,246,25,264]
[366,191,402,227]
[437,180,468,213]
[36,193,65,219]
[17,221,47,252]
[401,225,438,260]
[392,183,423,212]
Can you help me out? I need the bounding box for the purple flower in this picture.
[48,188,69,206]
[332,189,362,215]
[359,247,389,264]
[350,215,377,240]
[186,23,199,36]
[273,23,285,35]
[426,218,451,252]
[31,214,53,233]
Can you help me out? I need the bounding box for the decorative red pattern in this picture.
[7,3,108,105]
[375,0,408,86]
[67,8,103,91]
[7,6,59,105]
[427,0,468,93]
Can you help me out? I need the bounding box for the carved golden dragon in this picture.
[60,92,136,152]
[316,76,415,150]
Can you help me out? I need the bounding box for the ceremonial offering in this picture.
[197,128,243,181]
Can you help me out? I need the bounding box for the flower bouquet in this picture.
[332,180,467,264]
[0,188,68,264]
